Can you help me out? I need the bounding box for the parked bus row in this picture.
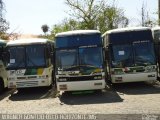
[0,26,159,93]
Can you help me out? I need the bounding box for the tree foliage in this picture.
[47,18,79,40]
[139,2,157,27]
[45,0,129,40]
[41,24,49,35]
[0,0,9,40]
[98,2,128,33]
[64,0,129,33]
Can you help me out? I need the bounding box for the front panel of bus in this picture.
[153,29,160,78]
[107,30,157,83]
[0,42,8,88]
[55,33,105,91]
[6,44,53,88]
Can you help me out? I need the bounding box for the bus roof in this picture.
[55,30,100,37]
[152,26,160,31]
[0,39,7,45]
[0,39,6,43]
[102,27,151,36]
[7,38,53,46]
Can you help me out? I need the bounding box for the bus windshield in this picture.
[111,44,134,68]
[7,45,46,69]
[56,49,78,70]
[26,45,45,67]
[79,47,103,69]
[111,42,156,68]
[134,42,156,66]
[7,47,25,69]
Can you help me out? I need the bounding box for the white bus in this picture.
[102,27,157,83]
[0,39,8,92]
[152,27,160,80]
[55,30,106,91]
[152,27,160,43]
[6,38,54,89]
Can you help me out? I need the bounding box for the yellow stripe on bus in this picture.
[37,68,44,75]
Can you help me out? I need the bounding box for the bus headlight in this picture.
[145,66,156,72]
[94,76,102,80]
[39,75,48,79]
[58,77,67,82]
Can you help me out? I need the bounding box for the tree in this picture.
[65,0,129,33]
[0,0,3,16]
[49,18,80,40]
[140,2,157,27]
[65,0,102,29]
[98,3,129,33]
[48,0,129,38]
[41,24,49,35]
[158,0,160,25]
[0,0,9,39]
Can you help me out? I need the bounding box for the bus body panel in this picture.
[0,40,8,89]
[152,27,160,80]
[57,79,105,91]
[0,60,8,88]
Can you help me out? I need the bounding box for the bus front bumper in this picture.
[57,80,106,91]
[111,72,157,83]
[8,79,52,88]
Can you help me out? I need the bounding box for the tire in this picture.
[0,79,4,93]
[17,88,25,92]
[52,72,57,89]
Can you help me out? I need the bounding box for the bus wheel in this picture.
[17,88,24,92]
[0,79,4,93]
[106,79,112,86]
[94,89,102,94]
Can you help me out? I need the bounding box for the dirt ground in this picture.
[0,81,160,119]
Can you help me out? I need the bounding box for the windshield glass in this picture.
[134,42,156,66]
[79,47,103,68]
[26,45,45,67]
[56,49,78,70]
[111,45,134,68]
[7,47,25,69]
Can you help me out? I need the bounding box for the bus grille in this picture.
[58,75,102,82]
[16,81,39,87]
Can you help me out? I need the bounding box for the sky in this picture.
[3,0,158,35]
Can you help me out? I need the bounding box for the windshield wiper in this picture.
[79,64,101,69]
[62,65,79,71]
[135,60,152,66]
